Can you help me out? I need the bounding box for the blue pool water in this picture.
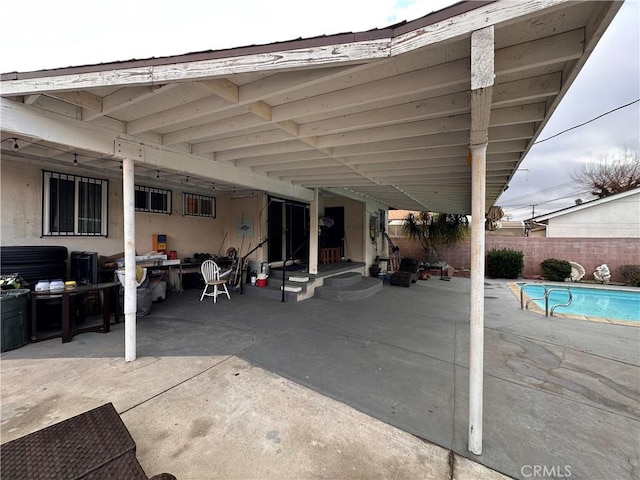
[517,283,640,322]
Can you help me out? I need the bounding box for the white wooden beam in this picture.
[344,145,468,165]
[126,95,236,134]
[199,79,240,103]
[162,113,266,145]
[1,98,313,202]
[495,29,584,75]
[490,103,545,126]
[1,39,391,96]
[216,140,315,163]
[252,158,340,174]
[126,68,361,135]
[240,66,356,100]
[49,90,102,112]
[84,83,178,122]
[273,59,470,122]
[317,114,472,149]
[470,26,495,146]
[193,128,289,154]
[24,95,41,105]
[299,91,471,136]
[492,73,561,106]
[391,0,567,55]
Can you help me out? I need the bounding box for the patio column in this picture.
[122,157,137,361]
[309,188,319,275]
[468,25,494,455]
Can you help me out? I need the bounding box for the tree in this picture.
[402,211,470,263]
[571,150,640,198]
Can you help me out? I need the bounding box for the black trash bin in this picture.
[1,289,30,352]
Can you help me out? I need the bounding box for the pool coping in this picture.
[507,281,639,327]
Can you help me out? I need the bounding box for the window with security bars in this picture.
[42,170,108,236]
[135,185,172,214]
[183,192,215,218]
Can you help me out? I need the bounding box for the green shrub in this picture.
[486,248,524,279]
[540,258,572,281]
[618,265,640,286]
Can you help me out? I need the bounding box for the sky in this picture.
[1,0,638,220]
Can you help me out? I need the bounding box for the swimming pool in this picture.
[516,283,640,322]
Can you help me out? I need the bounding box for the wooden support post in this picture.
[309,188,319,275]
[468,25,494,456]
[122,157,137,362]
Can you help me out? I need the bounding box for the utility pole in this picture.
[531,204,536,218]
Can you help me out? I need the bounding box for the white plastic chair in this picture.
[199,260,231,303]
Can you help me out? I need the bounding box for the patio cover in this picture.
[0,0,623,456]
[0,0,622,214]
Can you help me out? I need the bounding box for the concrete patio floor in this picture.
[1,277,638,479]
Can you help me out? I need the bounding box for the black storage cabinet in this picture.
[399,258,419,283]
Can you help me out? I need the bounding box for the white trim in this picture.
[533,188,640,221]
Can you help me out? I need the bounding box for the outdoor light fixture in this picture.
[156,170,160,179]
[13,138,19,149]
[185,176,189,183]
[212,183,215,190]
[73,154,78,165]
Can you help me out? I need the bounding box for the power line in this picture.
[498,180,580,204]
[533,99,640,145]
[502,189,592,209]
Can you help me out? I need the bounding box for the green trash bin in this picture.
[1,289,30,352]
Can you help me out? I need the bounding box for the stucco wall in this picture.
[0,158,242,261]
[390,235,640,283]
[1,159,381,270]
[546,192,640,237]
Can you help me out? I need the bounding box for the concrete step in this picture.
[314,274,383,301]
[241,280,311,302]
[322,271,363,288]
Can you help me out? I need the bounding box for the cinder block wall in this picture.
[389,236,640,283]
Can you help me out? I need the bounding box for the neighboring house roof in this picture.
[0,1,623,214]
[531,188,640,222]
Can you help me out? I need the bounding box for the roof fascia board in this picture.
[391,0,568,55]
[534,188,640,220]
[1,39,392,96]
[0,1,489,82]
[2,0,573,97]
[0,98,314,202]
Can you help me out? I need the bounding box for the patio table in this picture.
[30,281,120,343]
